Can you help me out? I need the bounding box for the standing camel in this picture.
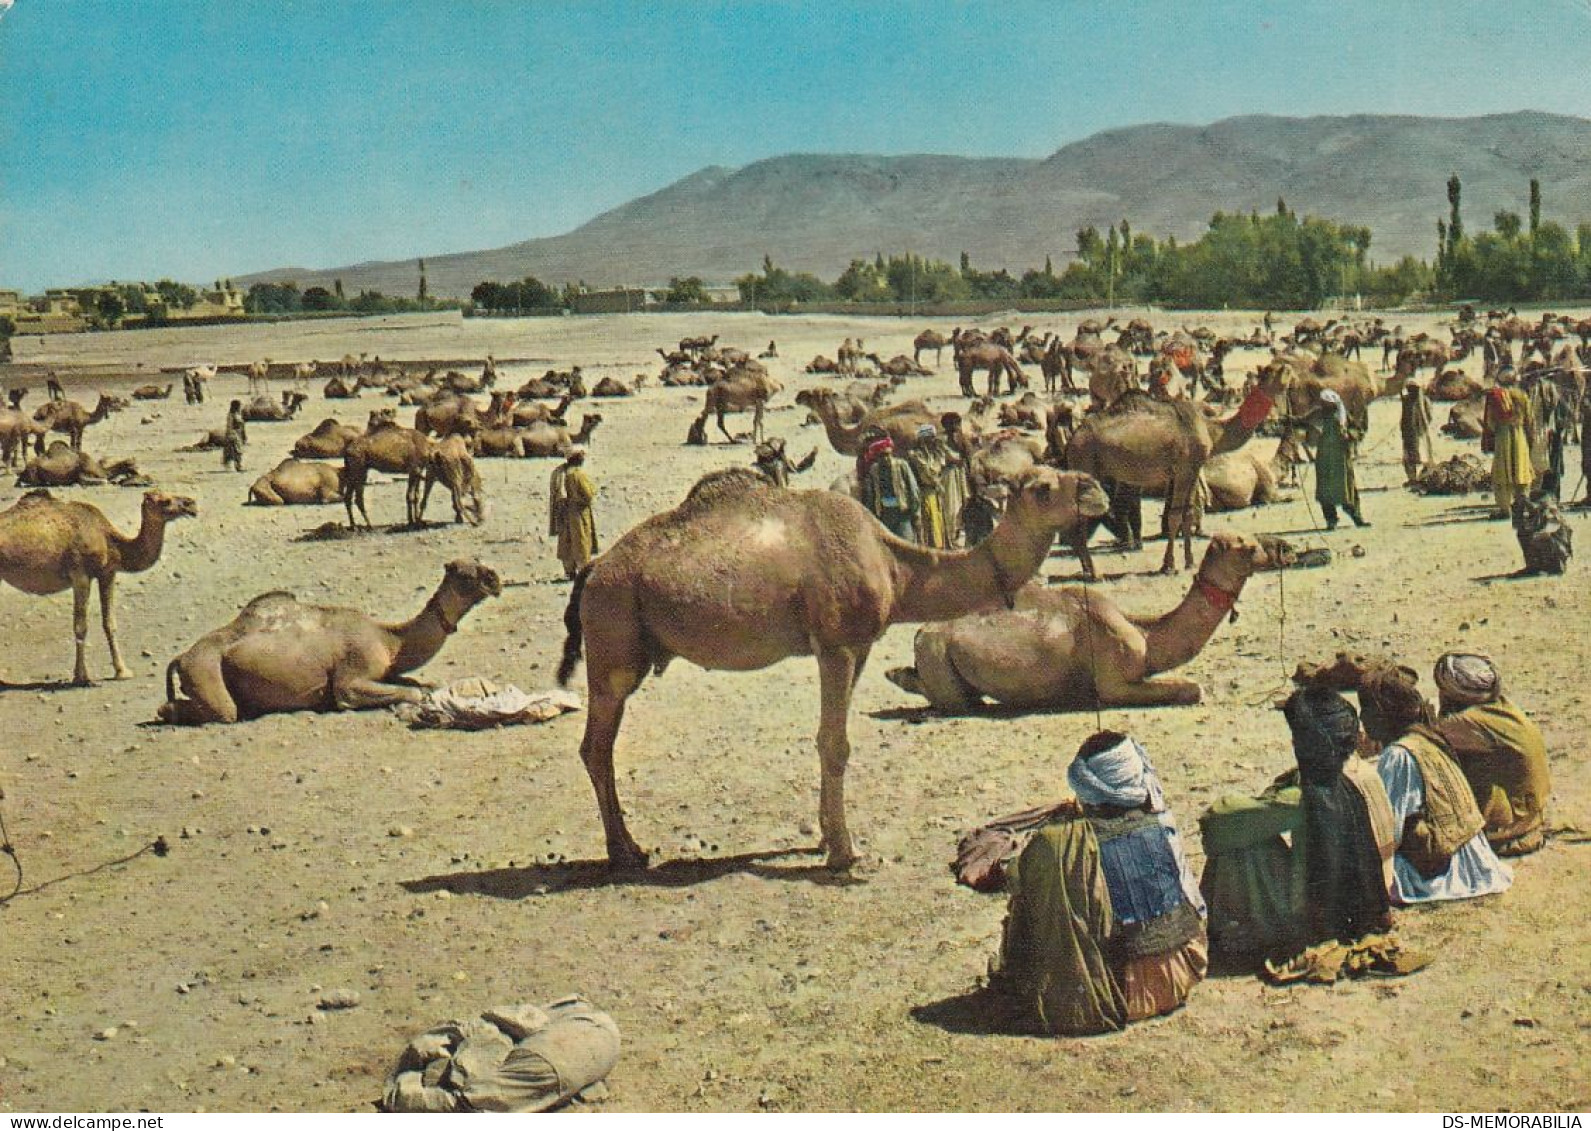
[913,329,949,367]
[794,388,943,455]
[247,360,272,398]
[33,394,118,450]
[685,363,782,445]
[555,466,1109,871]
[1065,367,1287,577]
[342,418,436,528]
[0,489,198,684]
[952,331,1027,397]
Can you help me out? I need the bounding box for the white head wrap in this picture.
[1319,389,1347,428]
[1433,652,1501,707]
[1067,735,1167,812]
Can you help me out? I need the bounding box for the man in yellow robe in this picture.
[549,448,598,579]
[1482,368,1535,518]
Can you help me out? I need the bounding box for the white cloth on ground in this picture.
[395,677,582,730]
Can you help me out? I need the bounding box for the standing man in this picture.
[858,434,920,540]
[906,423,950,548]
[1399,382,1434,484]
[1482,366,1535,518]
[1307,390,1369,529]
[221,399,247,472]
[549,447,597,580]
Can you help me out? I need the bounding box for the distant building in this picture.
[0,289,23,316]
[185,286,245,318]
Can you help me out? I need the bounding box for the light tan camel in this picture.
[419,435,485,525]
[1077,345,1140,408]
[868,353,932,378]
[886,531,1275,711]
[0,489,197,684]
[16,442,140,488]
[292,417,366,458]
[246,360,271,397]
[247,458,343,505]
[555,465,1109,870]
[132,383,174,401]
[34,394,117,450]
[686,362,782,445]
[414,392,483,438]
[157,559,501,724]
[0,408,47,466]
[591,376,634,397]
[1197,446,1284,510]
[519,413,603,458]
[913,329,949,367]
[794,388,941,455]
[342,419,436,528]
[1065,367,1287,577]
[1270,352,1381,431]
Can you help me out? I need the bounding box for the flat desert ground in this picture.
[0,309,1586,1112]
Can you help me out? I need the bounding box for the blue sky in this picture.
[3,0,1589,292]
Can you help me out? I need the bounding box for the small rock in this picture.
[317,989,360,1011]
[388,826,414,838]
[95,1027,118,1041]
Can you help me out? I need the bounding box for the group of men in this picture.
[855,421,977,548]
[988,651,1550,1035]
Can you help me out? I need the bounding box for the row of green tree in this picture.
[1436,176,1591,302]
[243,278,453,316]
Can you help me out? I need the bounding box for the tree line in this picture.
[1436,176,1591,303]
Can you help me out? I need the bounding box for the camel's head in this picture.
[144,491,198,523]
[1292,650,1380,692]
[1201,530,1277,582]
[1008,467,1108,529]
[794,388,832,410]
[442,558,502,602]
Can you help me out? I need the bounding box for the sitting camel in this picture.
[686,363,781,445]
[242,391,308,422]
[867,353,932,378]
[323,375,360,399]
[555,465,1109,871]
[157,559,501,724]
[132,383,174,401]
[794,388,941,456]
[17,442,142,488]
[590,376,634,397]
[419,435,485,525]
[519,413,602,458]
[885,532,1274,711]
[292,417,368,459]
[0,488,197,684]
[247,458,343,505]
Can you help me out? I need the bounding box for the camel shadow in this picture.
[403,845,863,898]
[294,519,446,542]
[1472,569,1551,584]
[0,679,85,693]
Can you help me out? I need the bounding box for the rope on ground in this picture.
[1080,569,1103,734]
[0,790,22,904]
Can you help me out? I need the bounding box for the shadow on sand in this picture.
[402,845,864,898]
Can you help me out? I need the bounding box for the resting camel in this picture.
[1429,368,1485,402]
[1198,446,1284,510]
[867,353,932,379]
[157,558,502,724]
[952,331,1027,397]
[520,413,603,458]
[342,418,436,528]
[1066,367,1286,577]
[590,376,633,397]
[913,329,949,367]
[323,376,360,399]
[419,435,485,525]
[34,394,118,450]
[414,392,483,439]
[686,363,781,445]
[247,458,343,505]
[794,388,941,456]
[555,465,1109,871]
[292,416,368,458]
[886,531,1275,711]
[132,383,174,401]
[0,488,197,684]
[17,443,141,488]
[242,392,307,422]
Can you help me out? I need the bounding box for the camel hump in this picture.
[678,467,770,513]
[18,488,55,504]
[241,590,300,613]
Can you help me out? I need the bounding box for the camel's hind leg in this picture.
[406,471,425,527]
[97,573,130,679]
[716,405,737,445]
[900,629,980,712]
[70,574,92,684]
[814,646,862,871]
[164,656,240,724]
[579,665,648,868]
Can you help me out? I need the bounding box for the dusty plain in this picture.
[0,309,1586,1112]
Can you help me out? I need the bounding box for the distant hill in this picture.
[236,111,1591,299]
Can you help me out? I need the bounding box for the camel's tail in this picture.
[164,657,181,707]
[556,565,590,687]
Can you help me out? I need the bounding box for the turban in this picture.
[1433,653,1501,708]
[1282,687,1361,783]
[1068,734,1167,813]
[1357,664,1430,742]
[916,423,938,440]
[1319,389,1347,428]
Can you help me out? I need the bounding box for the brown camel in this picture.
[1430,368,1486,402]
[951,330,1027,397]
[913,329,949,367]
[0,407,47,467]
[1065,367,1287,577]
[866,353,932,379]
[16,442,141,488]
[34,394,117,450]
[323,375,360,399]
[1269,351,1381,432]
[1076,345,1140,409]
[0,489,197,684]
[157,559,501,724]
[342,418,436,528]
[414,391,483,439]
[519,413,603,458]
[132,383,174,401]
[794,388,941,456]
[247,458,343,505]
[886,531,1275,711]
[419,435,485,525]
[590,376,634,397]
[555,465,1109,870]
[686,362,781,445]
[292,416,368,459]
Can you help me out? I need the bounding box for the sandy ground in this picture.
[0,309,1587,1113]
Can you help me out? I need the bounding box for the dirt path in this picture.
[1,310,1586,1112]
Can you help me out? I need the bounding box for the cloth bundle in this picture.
[381,996,620,1113]
[1262,933,1431,985]
[395,678,582,730]
[1411,454,1492,496]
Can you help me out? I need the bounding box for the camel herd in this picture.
[2,303,1585,875]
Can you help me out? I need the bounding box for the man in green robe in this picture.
[1307,390,1369,529]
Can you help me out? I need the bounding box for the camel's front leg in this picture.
[751,402,766,445]
[70,574,92,684]
[580,666,648,868]
[1072,531,1099,583]
[815,647,860,871]
[1159,473,1181,575]
[1095,673,1202,707]
[406,472,425,527]
[716,406,737,445]
[97,573,130,679]
[330,673,425,711]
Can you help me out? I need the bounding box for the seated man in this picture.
[1429,653,1551,856]
[1357,663,1513,904]
[989,732,1207,1035]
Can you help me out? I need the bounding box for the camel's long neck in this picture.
[890,511,1057,624]
[114,513,170,573]
[817,403,864,454]
[384,584,477,674]
[1140,568,1252,674]
[1208,384,1277,456]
